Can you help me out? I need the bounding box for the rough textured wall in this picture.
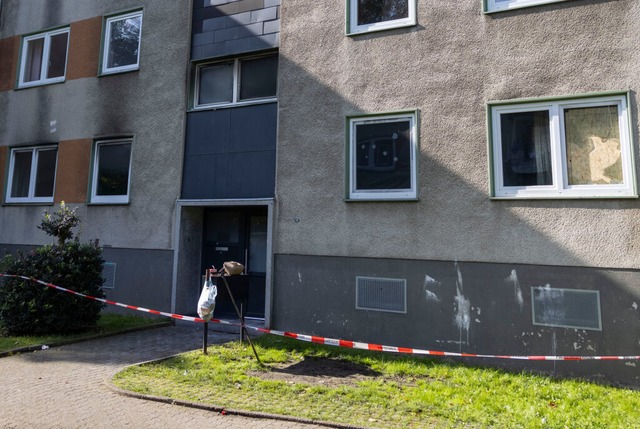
[275,0,640,269]
[0,0,191,249]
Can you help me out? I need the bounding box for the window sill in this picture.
[190,98,277,112]
[15,79,66,90]
[346,21,416,37]
[345,197,419,202]
[2,201,55,206]
[490,194,639,201]
[98,67,140,77]
[484,0,568,14]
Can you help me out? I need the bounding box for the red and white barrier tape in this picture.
[2,273,639,361]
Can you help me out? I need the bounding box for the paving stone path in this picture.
[0,323,330,429]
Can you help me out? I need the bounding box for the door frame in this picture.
[172,198,275,326]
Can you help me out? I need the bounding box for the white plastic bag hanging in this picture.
[197,270,217,321]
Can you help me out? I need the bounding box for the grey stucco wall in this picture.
[275,0,640,270]
[273,254,640,386]
[0,0,191,251]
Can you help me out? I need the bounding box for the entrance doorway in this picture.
[202,207,267,319]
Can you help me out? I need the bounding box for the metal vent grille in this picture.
[356,276,407,313]
[102,262,116,290]
[531,287,601,331]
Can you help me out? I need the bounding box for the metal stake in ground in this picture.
[220,275,262,366]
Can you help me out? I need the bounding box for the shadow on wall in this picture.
[271,53,640,387]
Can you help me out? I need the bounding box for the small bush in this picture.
[0,203,105,335]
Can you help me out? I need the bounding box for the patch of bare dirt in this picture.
[249,356,383,387]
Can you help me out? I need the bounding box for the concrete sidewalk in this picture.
[0,323,330,429]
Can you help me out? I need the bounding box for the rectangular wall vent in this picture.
[102,262,116,290]
[531,287,601,331]
[356,276,407,314]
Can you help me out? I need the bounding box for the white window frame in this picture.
[6,145,58,204]
[194,54,278,109]
[347,0,417,35]
[90,139,133,204]
[485,0,567,13]
[489,94,636,199]
[347,111,418,200]
[18,27,70,88]
[101,11,143,75]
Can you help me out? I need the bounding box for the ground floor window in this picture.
[6,145,57,203]
[91,139,132,204]
[347,111,418,200]
[489,93,635,198]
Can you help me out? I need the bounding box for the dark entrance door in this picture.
[202,207,267,318]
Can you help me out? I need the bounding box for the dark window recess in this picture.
[357,0,409,25]
[239,55,278,101]
[355,119,411,191]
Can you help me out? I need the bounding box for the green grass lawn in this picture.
[0,313,167,353]
[112,334,640,429]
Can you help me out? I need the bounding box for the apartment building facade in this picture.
[0,0,191,313]
[272,0,640,385]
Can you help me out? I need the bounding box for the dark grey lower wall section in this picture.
[1,244,174,319]
[273,254,640,387]
[100,248,174,317]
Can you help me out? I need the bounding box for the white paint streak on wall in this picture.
[297,272,302,283]
[423,275,441,302]
[632,302,638,310]
[50,120,57,133]
[505,269,524,311]
[454,262,470,345]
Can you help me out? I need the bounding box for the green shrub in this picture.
[0,203,105,335]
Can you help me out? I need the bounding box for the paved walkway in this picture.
[0,323,330,429]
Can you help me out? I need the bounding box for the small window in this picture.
[101,11,143,74]
[6,146,58,203]
[348,0,416,35]
[195,54,278,108]
[489,94,636,198]
[531,287,602,331]
[91,139,132,204]
[486,0,566,13]
[347,111,418,200]
[18,28,69,88]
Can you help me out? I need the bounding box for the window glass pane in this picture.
[564,105,622,185]
[96,143,131,196]
[23,38,44,82]
[46,32,69,79]
[357,0,409,25]
[239,56,278,100]
[355,120,411,191]
[34,149,57,197]
[106,15,141,69]
[11,151,33,198]
[198,63,234,105]
[500,111,552,187]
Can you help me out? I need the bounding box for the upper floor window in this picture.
[485,0,566,13]
[19,28,69,88]
[91,139,132,204]
[347,111,418,200]
[101,11,143,74]
[6,146,58,203]
[347,0,417,35]
[195,54,278,109]
[489,93,636,199]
